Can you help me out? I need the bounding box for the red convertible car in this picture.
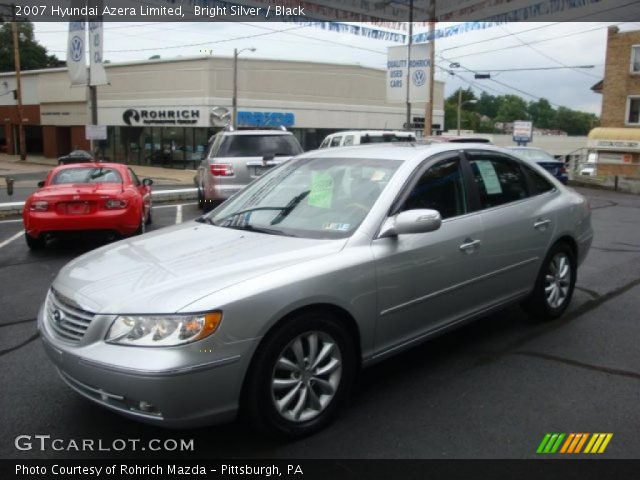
[23,162,153,249]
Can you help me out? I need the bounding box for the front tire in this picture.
[522,242,576,321]
[243,311,357,438]
[25,232,45,250]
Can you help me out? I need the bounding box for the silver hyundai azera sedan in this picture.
[39,143,592,437]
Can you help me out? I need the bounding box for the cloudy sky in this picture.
[31,21,640,114]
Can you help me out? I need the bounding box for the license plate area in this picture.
[66,202,90,214]
[251,165,271,176]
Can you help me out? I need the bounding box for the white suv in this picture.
[196,129,303,209]
[319,130,416,148]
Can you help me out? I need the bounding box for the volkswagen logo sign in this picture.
[412,69,426,87]
[52,309,63,324]
[69,35,84,62]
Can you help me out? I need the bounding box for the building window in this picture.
[632,45,640,73]
[627,97,640,124]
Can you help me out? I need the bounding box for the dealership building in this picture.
[0,56,445,167]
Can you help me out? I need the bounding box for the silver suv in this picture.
[196,129,303,209]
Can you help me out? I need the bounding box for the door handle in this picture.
[459,239,481,252]
[533,218,551,230]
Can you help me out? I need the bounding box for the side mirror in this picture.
[37,180,45,188]
[142,178,153,187]
[379,209,442,238]
[263,152,275,162]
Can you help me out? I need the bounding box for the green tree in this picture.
[495,95,528,123]
[0,21,60,72]
[476,92,500,119]
[527,98,555,129]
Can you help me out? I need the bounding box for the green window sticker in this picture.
[475,160,502,195]
[308,171,334,208]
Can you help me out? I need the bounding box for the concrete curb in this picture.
[0,188,198,217]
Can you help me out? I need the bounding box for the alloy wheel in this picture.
[271,331,342,423]
[544,253,571,309]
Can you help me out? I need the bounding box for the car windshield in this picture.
[217,135,303,157]
[360,134,415,144]
[206,157,401,239]
[512,148,557,162]
[51,167,123,185]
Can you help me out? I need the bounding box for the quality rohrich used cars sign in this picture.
[386,44,430,104]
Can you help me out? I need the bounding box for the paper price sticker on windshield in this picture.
[308,172,334,208]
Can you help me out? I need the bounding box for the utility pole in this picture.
[424,0,436,137]
[457,88,462,136]
[404,0,413,131]
[11,5,26,160]
[232,48,238,129]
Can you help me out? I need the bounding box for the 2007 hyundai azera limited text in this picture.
[39,143,592,437]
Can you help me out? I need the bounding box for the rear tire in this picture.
[197,185,205,210]
[25,233,45,250]
[521,242,576,321]
[242,311,356,438]
[135,212,146,235]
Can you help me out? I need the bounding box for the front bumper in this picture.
[38,304,256,428]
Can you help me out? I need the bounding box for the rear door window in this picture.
[467,152,529,209]
[343,135,355,146]
[218,135,303,157]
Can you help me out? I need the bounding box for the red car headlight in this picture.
[105,199,128,209]
[30,201,49,211]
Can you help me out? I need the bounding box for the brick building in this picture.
[589,26,640,176]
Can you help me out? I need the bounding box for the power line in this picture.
[498,24,601,79]
[447,23,623,62]
[439,22,562,53]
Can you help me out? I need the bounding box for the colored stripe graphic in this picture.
[538,433,612,454]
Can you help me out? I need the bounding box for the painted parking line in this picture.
[152,202,197,209]
[0,219,23,224]
[176,204,183,224]
[0,230,24,249]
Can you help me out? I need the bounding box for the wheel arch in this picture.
[238,302,363,410]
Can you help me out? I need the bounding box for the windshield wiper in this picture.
[224,224,296,237]
[270,190,309,226]
[215,206,290,223]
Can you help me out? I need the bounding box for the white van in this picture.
[319,130,416,149]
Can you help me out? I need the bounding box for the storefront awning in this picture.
[588,127,640,151]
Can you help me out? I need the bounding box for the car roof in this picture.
[300,142,514,163]
[221,130,293,136]
[326,130,415,137]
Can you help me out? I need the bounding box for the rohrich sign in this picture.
[99,107,210,127]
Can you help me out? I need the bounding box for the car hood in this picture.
[52,222,346,314]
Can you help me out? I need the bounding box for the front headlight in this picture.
[106,312,222,346]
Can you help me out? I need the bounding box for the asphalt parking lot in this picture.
[1,186,639,460]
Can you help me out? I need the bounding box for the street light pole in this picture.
[457,90,477,136]
[232,47,256,129]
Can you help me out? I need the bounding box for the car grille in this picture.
[46,289,96,344]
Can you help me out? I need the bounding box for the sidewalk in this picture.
[0,153,197,187]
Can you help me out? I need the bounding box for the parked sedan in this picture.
[58,150,94,165]
[39,144,592,437]
[23,162,153,249]
[508,147,568,184]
